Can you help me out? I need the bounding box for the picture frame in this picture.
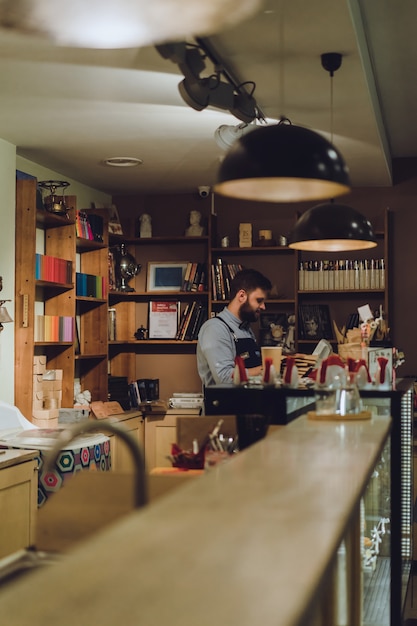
[298,304,333,341]
[148,301,180,339]
[259,312,290,347]
[147,261,189,292]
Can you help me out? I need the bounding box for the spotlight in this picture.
[231,91,257,123]
[178,78,211,111]
[214,123,257,150]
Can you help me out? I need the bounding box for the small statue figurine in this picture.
[185,210,204,236]
[139,213,152,238]
[134,325,148,340]
[74,381,91,406]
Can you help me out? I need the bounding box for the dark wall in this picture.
[113,156,417,378]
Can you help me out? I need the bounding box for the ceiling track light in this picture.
[156,40,261,123]
[287,53,377,251]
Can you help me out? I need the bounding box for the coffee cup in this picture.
[261,346,282,376]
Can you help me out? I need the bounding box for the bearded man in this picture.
[197,268,272,387]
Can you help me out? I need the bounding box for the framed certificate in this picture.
[148,301,180,339]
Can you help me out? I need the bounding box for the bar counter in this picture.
[0,413,391,625]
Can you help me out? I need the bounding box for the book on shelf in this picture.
[211,259,243,300]
[182,262,207,292]
[108,308,116,341]
[176,303,191,340]
[168,398,204,410]
[34,315,74,342]
[148,301,180,339]
[186,303,207,341]
[76,273,107,298]
[176,302,207,341]
[172,392,203,398]
[178,301,197,340]
[35,253,72,284]
[128,381,142,408]
[76,210,103,242]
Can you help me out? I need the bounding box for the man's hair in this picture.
[229,268,272,300]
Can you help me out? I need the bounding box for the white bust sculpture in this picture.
[185,210,204,236]
[139,213,152,238]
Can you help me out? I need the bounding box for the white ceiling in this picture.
[0,0,414,196]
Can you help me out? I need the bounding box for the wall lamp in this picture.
[0,276,13,332]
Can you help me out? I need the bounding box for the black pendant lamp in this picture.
[287,53,377,252]
[287,201,377,251]
[214,118,351,203]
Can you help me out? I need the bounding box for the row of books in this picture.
[182,261,207,292]
[34,315,74,342]
[128,378,160,407]
[76,272,107,298]
[176,302,207,341]
[299,258,385,291]
[211,259,243,300]
[75,210,104,242]
[35,253,72,285]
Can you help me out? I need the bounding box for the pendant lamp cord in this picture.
[278,0,285,120]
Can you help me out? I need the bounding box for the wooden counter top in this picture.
[0,448,38,470]
[0,414,391,625]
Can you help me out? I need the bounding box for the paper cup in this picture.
[261,346,283,374]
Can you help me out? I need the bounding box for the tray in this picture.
[307,410,372,421]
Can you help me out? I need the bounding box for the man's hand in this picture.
[247,365,263,377]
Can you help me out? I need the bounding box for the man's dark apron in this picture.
[217,317,261,368]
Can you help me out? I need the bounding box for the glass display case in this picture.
[204,378,414,625]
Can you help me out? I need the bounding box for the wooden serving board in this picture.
[307,410,372,421]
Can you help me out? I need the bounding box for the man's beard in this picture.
[239,301,259,323]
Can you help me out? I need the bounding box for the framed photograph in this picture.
[108,205,123,235]
[259,312,289,347]
[298,304,333,341]
[147,261,188,292]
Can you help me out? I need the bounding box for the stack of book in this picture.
[75,210,104,242]
[181,262,207,292]
[76,272,107,298]
[108,375,131,410]
[35,253,72,284]
[34,315,74,342]
[128,378,160,407]
[168,392,204,413]
[176,302,207,341]
[211,258,243,300]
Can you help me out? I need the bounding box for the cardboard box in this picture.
[32,391,44,410]
[43,369,63,381]
[42,380,62,392]
[33,355,47,375]
[33,374,44,391]
[58,408,90,424]
[32,417,59,429]
[32,408,59,420]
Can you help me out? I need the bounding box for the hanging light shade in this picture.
[287,202,377,252]
[214,121,351,202]
[0,0,261,48]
